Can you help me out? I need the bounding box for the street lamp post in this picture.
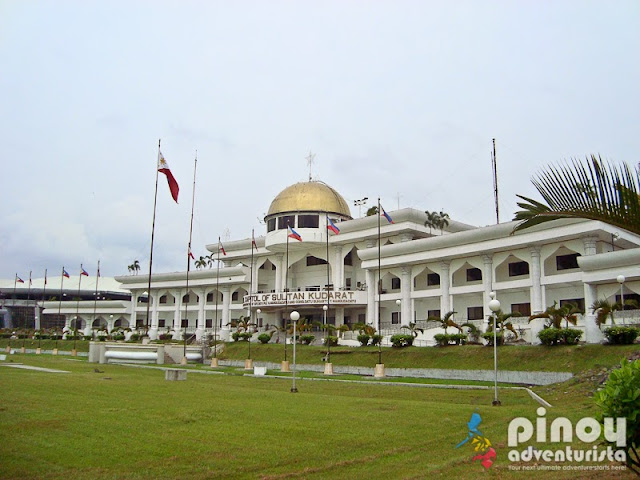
[353,197,368,218]
[488,292,501,406]
[617,275,625,325]
[290,311,299,393]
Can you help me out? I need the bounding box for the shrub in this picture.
[481,331,504,346]
[233,332,251,342]
[390,334,414,348]
[595,359,640,473]
[604,326,640,345]
[357,334,370,346]
[449,333,467,345]
[370,334,383,346]
[158,333,172,341]
[300,335,315,345]
[561,328,583,345]
[325,336,338,346]
[129,333,140,342]
[257,333,271,344]
[433,333,450,346]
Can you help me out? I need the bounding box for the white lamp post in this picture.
[488,292,501,406]
[353,197,368,218]
[290,310,300,393]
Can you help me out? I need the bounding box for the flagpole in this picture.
[284,221,290,364]
[377,198,382,365]
[38,269,47,353]
[56,267,64,354]
[145,139,162,336]
[93,261,100,332]
[213,237,221,362]
[182,152,198,364]
[73,264,83,356]
[325,213,331,363]
[248,228,255,361]
[23,270,32,350]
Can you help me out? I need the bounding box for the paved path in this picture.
[0,363,71,373]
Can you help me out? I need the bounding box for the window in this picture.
[511,303,531,316]
[306,256,327,266]
[616,293,640,309]
[305,286,320,291]
[182,294,190,303]
[206,319,212,328]
[298,214,319,228]
[267,218,276,232]
[232,291,239,301]
[556,253,580,271]
[206,293,214,302]
[391,277,401,290]
[277,215,295,230]
[181,319,188,328]
[159,295,167,304]
[467,306,484,320]
[391,312,401,324]
[509,261,530,277]
[158,319,165,328]
[358,314,366,323]
[427,309,441,319]
[345,278,352,288]
[136,319,144,327]
[466,268,482,282]
[344,251,353,266]
[427,273,440,286]
[560,298,585,312]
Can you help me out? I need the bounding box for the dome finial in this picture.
[305,151,315,182]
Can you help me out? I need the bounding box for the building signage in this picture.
[243,290,366,308]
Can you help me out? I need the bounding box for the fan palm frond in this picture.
[512,156,640,235]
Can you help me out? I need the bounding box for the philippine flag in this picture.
[380,205,394,224]
[16,275,24,283]
[219,241,227,256]
[288,226,302,241]
[188,247,195,260]
[63,269,70,278]
[327,217,340,234]
[158,150,180,203]
[81,267,89,276]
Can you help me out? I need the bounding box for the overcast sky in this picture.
[1,0,638,280]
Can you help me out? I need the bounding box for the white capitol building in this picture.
[26,179,640,345]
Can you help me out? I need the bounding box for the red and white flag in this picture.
[188,247,195,260]
[158,150,179,203]
[219,239,226,256]
[252,229,258,252]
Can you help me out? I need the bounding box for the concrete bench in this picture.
[165,369,187,381]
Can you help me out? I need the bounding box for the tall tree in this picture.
[513,155,640,235]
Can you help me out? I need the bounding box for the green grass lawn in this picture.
[220,342,640,373]
[0,354,635,479]
[0,338,91,352]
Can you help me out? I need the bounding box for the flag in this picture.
[16,275,24,283]
[327,216,340,234]
[97,266,100,277]
[28,272,32,285]
[44,270,48,285]
[158,150,179,203]
[288,226,302,241]
[252,230,258,251]
[63,268,70,278]
[380,205,394,224]
[219,241,227,256]
[188,247,195,260]
[81,267,89,276]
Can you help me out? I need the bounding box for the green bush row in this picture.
[538,328,583,346]
[433,333,467,346]
[603,326,640,345]
[390,334,414,348]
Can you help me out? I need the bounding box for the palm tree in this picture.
[428,310,460,334]
[131,260,140,275]
[195,256,207,270]
[424,211,439,234]
[127,264,133,274]
[401,322,424,338]
[206,254,214,268]
[591,299,620,327]
[513,155,640,235]
[488,309,523,338]
[437,211,450,233]
[529,302,581,329]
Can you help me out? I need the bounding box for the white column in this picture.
[172,289,183,339]
[196,289,206,340]
[149,292,160,340]
[366,269,375,325]
[130,293,138,330]
[333,245,343,289]
[482,255,493,333]
[275,254,284,292]
[530,247,543,313]
[584,282,605,343]
[440,261,451,314]
[401,266,411,326]
[335,307,345,326]
[582,236,597,256]
[221,286,231,341]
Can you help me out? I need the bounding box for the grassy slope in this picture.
[220,342,640,373]
[0,355,635,479]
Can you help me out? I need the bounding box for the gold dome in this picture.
[267,181,352,218]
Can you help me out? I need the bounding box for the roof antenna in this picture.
[305,151,315,182]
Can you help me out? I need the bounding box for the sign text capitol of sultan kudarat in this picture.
[243,291,365,308]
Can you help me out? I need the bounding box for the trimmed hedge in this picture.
[300,335,315,345]
[537,328,583,346]
[370,334,383,346]
[257,333,271,344]
[481,331,504,346]
[357,334,370,346]
[434,333,467,346]
[603,326,640,345]
[390,334,414,348]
